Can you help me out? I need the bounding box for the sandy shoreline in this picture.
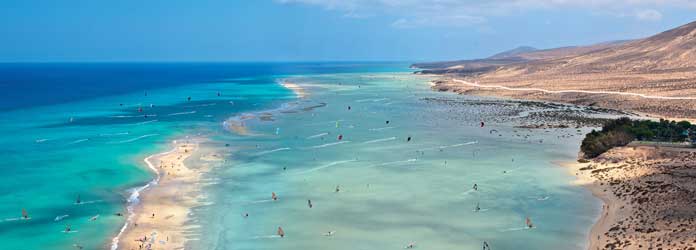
[567,146,696,250]
[113,140,206,250]
[112,78,307,249]
[279,80,307,99]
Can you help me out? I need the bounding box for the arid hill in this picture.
[419,21,696,119]
[412,41,627,74]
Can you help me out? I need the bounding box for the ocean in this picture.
[0,63,600,250]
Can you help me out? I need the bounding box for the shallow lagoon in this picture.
[191,72,600,250]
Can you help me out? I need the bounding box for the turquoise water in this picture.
[191,73,601,249]
[0,63,600,250]
[0,63,408,250]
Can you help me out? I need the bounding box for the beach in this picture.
[114,140,207,250]
[117,72,626,250]
[188,72,603,250]
[568,146,696,249]
[0,63,620,249]
[279,80,308,99]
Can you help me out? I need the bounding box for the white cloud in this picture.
[277,0,695,27]
[634,9,663,21]
[391,15,486,29]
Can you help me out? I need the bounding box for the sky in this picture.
[1,0,695,62]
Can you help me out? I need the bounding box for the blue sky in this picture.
[1,0,695,62]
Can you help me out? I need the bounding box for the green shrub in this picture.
[580,117,694,158]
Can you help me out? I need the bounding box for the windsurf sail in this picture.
[22,208,28,219]
[272,192,278,201]
[526,217,533,228]
[277,227,285,237]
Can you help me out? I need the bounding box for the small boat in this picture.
[323,231,335,236]
[404,241,416,249]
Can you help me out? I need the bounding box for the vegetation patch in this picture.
[581,117,695,158]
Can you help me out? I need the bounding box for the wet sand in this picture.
[224,114,255,136]
[280,80,307,99]
[115,140,205,250]
[567,146,696,250]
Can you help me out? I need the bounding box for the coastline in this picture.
[567,146,696,249]
[111,74,619,250]
[279,80,307,99]
[113,78,307,249]
[222,80,306,136]
[563,161,616,250]
[112,139,207,250]
[427,74,696,249]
